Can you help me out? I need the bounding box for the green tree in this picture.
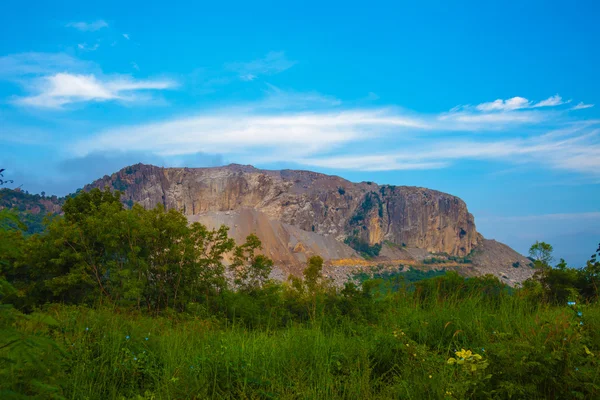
[231,234,274,293]
[581,242,600,301]
[529,241,554,267]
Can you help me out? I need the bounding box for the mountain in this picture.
[84,163,534,285]
[0,188,64,234]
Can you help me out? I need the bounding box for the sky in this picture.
[0,0,599,266]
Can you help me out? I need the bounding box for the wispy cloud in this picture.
[122,33,130,40]
[0,52,176,109]
[66,20,108,32]
[572,101,594,111]
[74,106,425,158]
[225,51,297,80]
[71,91,600,174]
[0,52,95,78]
[14,73,176,108]
[473,94,568,112]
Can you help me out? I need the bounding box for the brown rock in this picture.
[86,163,480,256]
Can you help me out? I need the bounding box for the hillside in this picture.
[85,163,534,284]
[0,188,64,234]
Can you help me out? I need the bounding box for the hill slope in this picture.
[87,163,480,255]
[84,163,534,284]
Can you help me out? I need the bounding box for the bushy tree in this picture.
[529,241,554,267]
[231,233,274,293]
[580,242,600,301]
[14,188,271,313]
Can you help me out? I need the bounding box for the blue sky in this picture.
[1,0,599,266]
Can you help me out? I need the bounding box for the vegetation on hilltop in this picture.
[1,187,599,399]
[0,188,64,234]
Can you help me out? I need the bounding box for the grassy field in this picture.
[2,281,599,399]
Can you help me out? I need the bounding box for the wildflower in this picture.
[134,357,137,361]
[568,301,576,306]
[85,327,89,331]
[406,343,409,347]
[577,311,583,317]
[481,348,485,352]
[580,321,584,326]
[126,335,130,340]
[413,353,417,357]
[456,349,473,359]
[429,375,432,379]
[575,367,579,371]
[145,337,149,341]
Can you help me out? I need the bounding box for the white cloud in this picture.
[70,89,600,174]
[572,102,594,111]
[296,155,448,171]
[534,94,566,107]
[0,52,176,109]
[474,95,567,112]
[14,73,176,108]
[225,51,297,80]
[0,52,95,78]
[73,106,427,158]
[438,110,544,128]
[66,20,108,32]
[122,33,130,40]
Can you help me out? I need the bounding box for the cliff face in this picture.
[86,163,480,256]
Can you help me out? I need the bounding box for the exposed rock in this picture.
[189,208,360,273]
[87,163,480,256]
[82,163,533,285]
[470,239,535,286]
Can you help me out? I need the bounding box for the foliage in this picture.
[523,242,600,304]
[2,188,600,398]
[343,236,382,258]
[0,188,63,234]
[529,241,554,267]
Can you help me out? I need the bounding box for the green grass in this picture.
[2,286,599,399]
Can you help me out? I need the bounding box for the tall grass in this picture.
[2,281,599,399]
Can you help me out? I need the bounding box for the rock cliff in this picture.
[86,163,481,257]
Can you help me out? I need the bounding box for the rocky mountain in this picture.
[87,163,479,253]
[85,163,534,285]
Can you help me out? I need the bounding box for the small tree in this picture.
[231,234,273,293]
[581,242,600,301]
[529,241,554,268]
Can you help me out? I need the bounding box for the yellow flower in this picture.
[429,375,432,379]
[455,349,472,359]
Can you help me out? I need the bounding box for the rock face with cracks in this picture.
[86,163,532,284]
[88,164,479,253]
